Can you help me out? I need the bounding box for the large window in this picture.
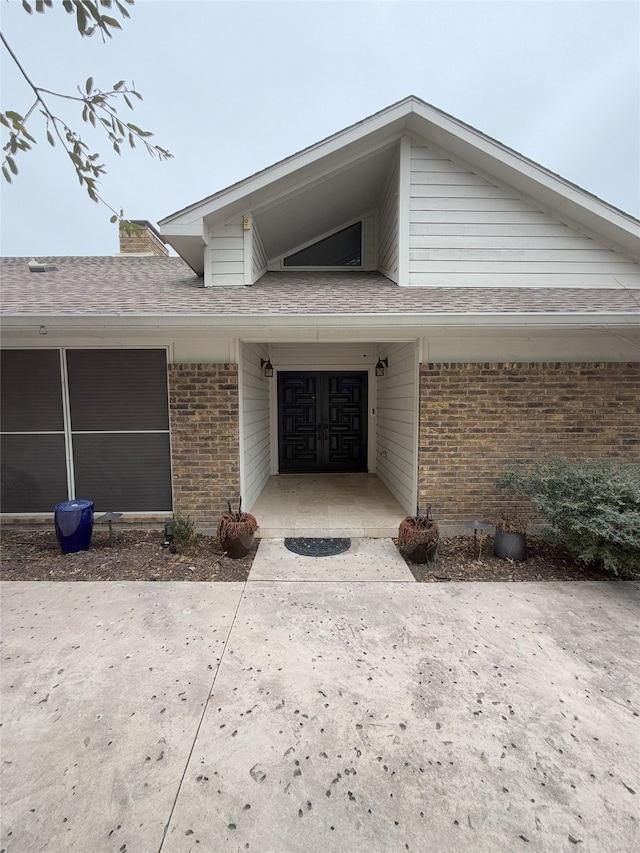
[283,222,362,267]
[1,349,172,513]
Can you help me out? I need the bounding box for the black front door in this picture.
[278,371,368,472]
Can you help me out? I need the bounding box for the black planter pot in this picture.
[494,529,527,561]
[221,530,255,559]
[400,540,438,564]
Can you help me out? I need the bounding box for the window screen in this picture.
[66,349,169,431]
[1,350,67,512]
[67,349,171,511]
[1,348,172,514]
[1,349,63,431]
[1,434,68,512]
[73,433,172,511]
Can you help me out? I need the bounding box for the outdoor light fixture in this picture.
[39,325,48,336]
[261,358,274,378]
[375,357,388,377]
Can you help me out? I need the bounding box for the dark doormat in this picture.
[284,537,351,557]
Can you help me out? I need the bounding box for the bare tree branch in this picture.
[1,0,172,226]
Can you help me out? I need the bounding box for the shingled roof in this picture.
[2,256,639,321]
[1,256,640,317]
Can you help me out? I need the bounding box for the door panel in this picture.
[278,371,367,472]
[278,373,322,470]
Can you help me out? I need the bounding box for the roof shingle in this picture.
[1,256,638,317]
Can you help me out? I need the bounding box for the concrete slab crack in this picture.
[156,579,249,852]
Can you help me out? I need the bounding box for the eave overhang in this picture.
[3,312,638,332]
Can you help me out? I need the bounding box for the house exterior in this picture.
[2,96,639,530]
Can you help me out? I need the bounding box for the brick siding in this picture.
[118,223,168,256]
[169,364,240,529]
[418,362,640,524]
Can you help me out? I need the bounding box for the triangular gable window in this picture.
[283,222,361,267]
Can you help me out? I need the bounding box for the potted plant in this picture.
[491,514,527,562]
[398,505,439,564]
[216,497,258,559]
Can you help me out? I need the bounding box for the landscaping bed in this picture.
[0,526,625,583]
[401,534,618,582]
[0,527,255,582]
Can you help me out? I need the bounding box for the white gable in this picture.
[159,97,640,288]
[407,139,639,288]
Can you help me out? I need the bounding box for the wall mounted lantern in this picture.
[261,358,274,378]
[375,357,388,377]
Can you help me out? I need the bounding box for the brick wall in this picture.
[169,364,240,529]
[419,362,640,523]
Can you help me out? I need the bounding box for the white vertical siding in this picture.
[362,213,377,270]
[252,222,268,281]
[240,343,271,511]
[375,342,418,514]
[207,218,245,286]
[409,141,639,287]
[378,154,399,281]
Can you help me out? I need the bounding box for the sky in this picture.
[1,0,638,258]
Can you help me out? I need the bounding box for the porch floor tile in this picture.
[252,474,407,539]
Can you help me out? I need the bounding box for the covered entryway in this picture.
[239,341,420,523]
[278,371,368,472]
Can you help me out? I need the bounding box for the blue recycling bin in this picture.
[54,499,94,554]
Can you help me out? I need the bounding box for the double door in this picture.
[278,371,368,472]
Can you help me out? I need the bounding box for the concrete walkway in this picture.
[1,540,639,852]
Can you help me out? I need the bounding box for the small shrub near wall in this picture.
[496,456,640,575]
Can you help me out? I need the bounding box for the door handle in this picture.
[324,424,329,442]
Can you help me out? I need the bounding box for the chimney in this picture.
[118,220,169,257]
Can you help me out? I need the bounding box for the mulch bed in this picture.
[0,528,255,583]
[401,535,619,582]
[0,526,627,583]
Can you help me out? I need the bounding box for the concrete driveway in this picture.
[1,541,638,852]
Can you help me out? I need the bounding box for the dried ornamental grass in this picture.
[216,498,258,543]
[398,510,440,548]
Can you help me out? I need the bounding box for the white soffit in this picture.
[254,146,396,259]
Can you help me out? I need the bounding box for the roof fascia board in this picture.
[407,129,640,262]
[406,106,640,260]
[4,313,638,330]
[159,108,413,229]
[164,138,401,251]
[159,223,204,237]
[166,139,400,267]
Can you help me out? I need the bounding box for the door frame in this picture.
[270,364,376,475]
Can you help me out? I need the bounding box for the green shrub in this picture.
[171,511,196,553]
[495,455,640,576]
